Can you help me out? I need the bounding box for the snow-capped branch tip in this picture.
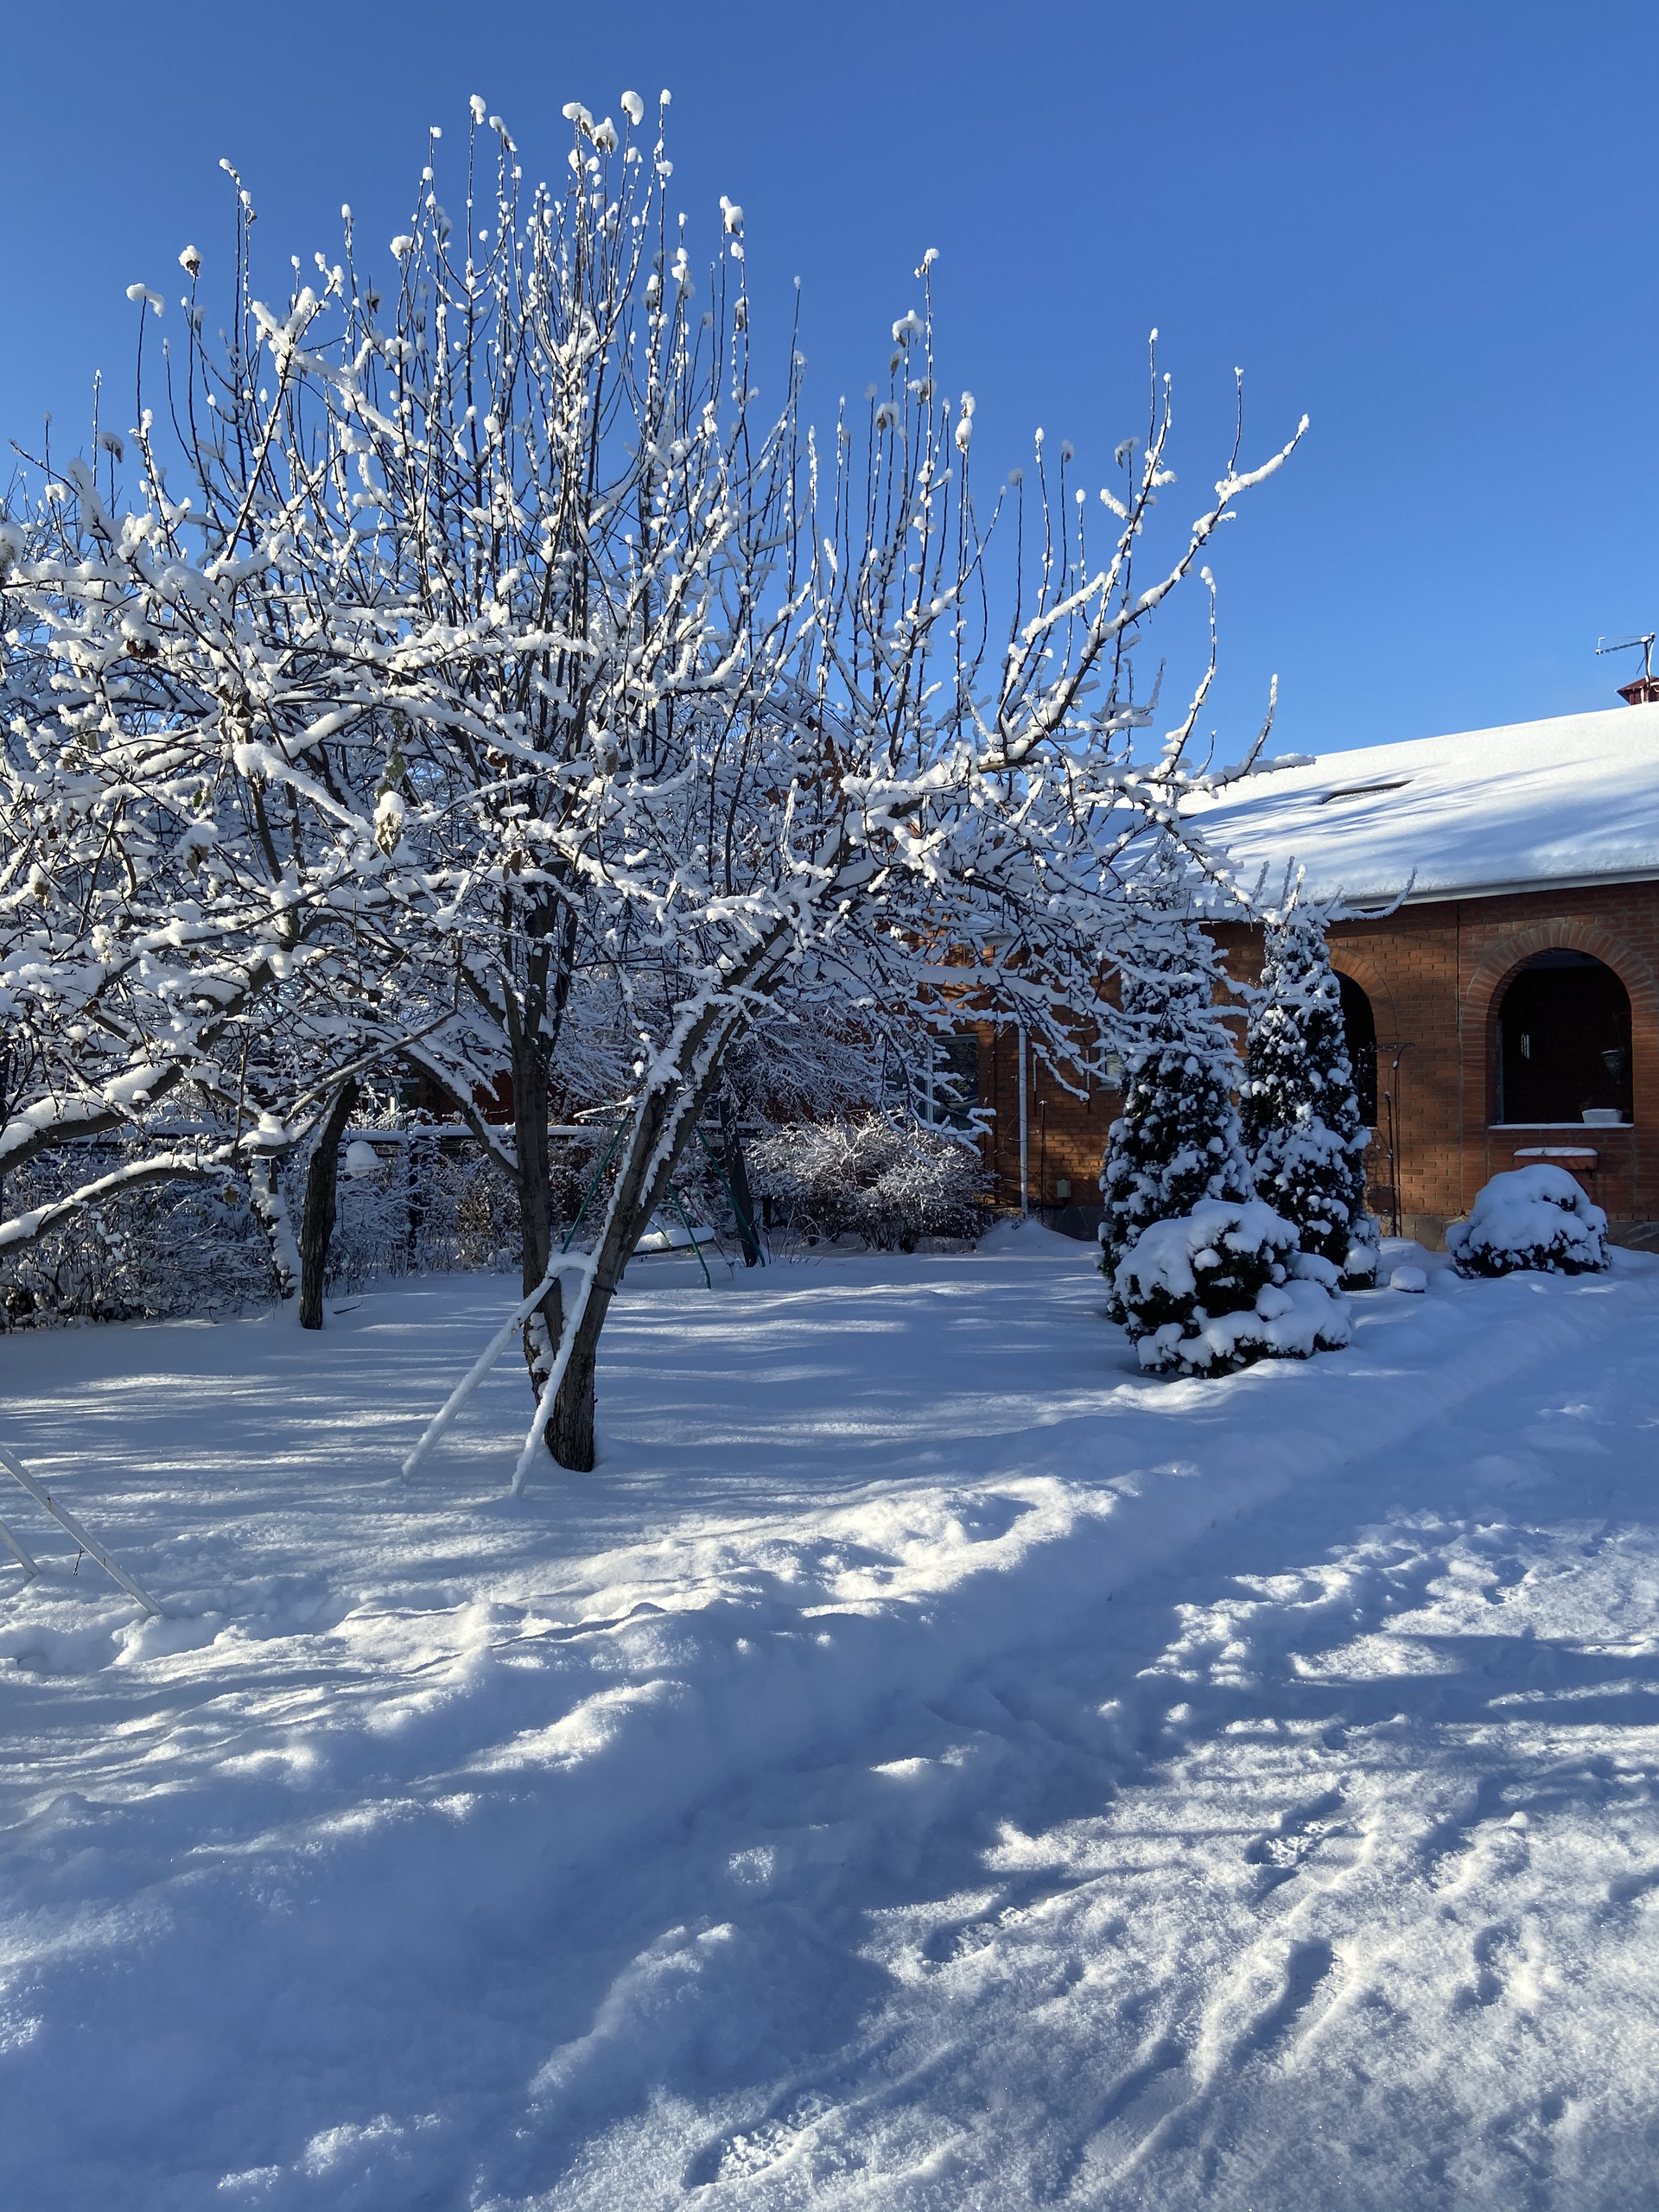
[125,283,164,315]
[621,90,645,127]
[179,245,202,278]
[1214,416,1309,501]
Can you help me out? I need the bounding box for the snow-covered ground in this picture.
[3,1227,1659,2209]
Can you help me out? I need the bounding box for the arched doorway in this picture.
[1495,950,1633,1124]
[1337,972,1378,1127]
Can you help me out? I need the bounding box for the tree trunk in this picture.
[547,1052,731,1471]
[540,934,794,1476]
[721,1096,762,1267]
[298,1077,359,1330]
[249,1155,302,1302]
[511,1030,564,1411]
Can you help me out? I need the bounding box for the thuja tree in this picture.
[1241,893,1379,1284]
[1098,842,1255,1318]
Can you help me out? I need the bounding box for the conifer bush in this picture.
[1114,1198,1351,1377]
[1242,899,1380,1285]
[1098,852,1255,1317]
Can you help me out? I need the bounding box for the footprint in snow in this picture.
[685,2091,837,2188]
[1243,1788,1360,1893]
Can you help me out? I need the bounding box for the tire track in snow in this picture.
[649,1269,1659,2209]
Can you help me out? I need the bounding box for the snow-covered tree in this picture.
[5,94,1306,1472]
[1098,844,1255,1314]
[1241,893,1379,1284]
[0,325,447,1285]
[297,99,1306,1476]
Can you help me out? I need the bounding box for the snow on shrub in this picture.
[1446,1164,1609,1279]
[1114,1198,1351,1377]
[750,1114,988,1251]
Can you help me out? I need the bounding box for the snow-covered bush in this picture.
[0,1154,274,1325]
[1242,898,1380,1285]
[750,1116,988,1251]
[1099,849,1255,1313]
[0,1124,527,1329]
[311,1138,524,1292]
[1114,1198,1351,1377]
[1446,1165,1609,1279]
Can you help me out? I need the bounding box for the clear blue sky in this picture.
[5,0,1656,761]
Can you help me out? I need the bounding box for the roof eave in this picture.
[1338,863,1659,911]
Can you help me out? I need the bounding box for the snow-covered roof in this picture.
[1185,700,1659,907]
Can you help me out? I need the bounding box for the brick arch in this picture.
[1326,948,1400,1043]
[1465,918,1659,1128]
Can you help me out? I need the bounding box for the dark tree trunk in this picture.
[547,1052,731,1471]
[537,930,794,1478]
[298,1077,359,1330]
[511,1027,564,1408]
[721,1098,762,1267]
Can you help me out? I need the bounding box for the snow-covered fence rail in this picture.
[0,1443,162,1617]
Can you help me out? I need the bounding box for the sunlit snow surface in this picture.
[3,1226,1659,2209]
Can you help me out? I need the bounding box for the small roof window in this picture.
[1319,779,1414,804]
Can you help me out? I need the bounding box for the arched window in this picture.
[1337,972,1377,1127]
[1495,951,1633,1125]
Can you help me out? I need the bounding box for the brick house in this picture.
[974,699,1659,1250]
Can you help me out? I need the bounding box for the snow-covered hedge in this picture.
[749,1115,988,1251]
[1114,1198,1351,1377]
[1446,1165,1609,1280]
[318,1138,524,1293]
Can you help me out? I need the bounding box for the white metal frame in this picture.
[0,1443,162,1616]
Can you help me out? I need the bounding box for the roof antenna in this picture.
[1596,631,1658,705]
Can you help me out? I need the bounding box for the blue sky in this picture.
[5,0,1656,761]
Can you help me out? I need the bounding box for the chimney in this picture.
[1618,674,1659,705]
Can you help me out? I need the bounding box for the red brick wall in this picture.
[973,880,1659,1244]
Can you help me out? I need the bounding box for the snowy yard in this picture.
[3,1227,1659,2209]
